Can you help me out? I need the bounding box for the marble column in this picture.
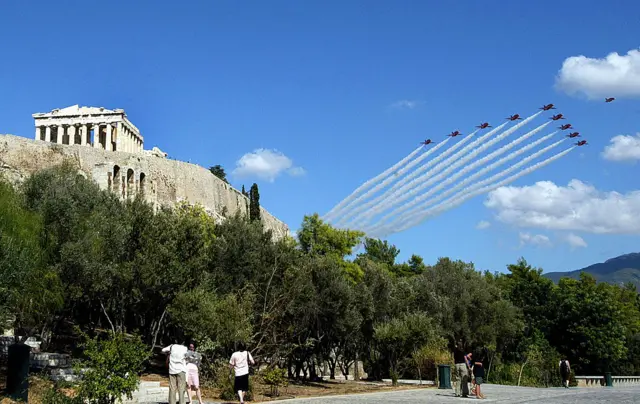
[93,125,100,148]
[45,126,51,142]
[81,125,88,145]
[56,126,64,144]
[68,126,76,145]
[35,126,40,140]
[105,124,112,151]
[115,122,123,152]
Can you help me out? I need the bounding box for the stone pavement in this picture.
[267,384,640,403]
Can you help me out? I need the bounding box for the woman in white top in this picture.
[229,342,255,404]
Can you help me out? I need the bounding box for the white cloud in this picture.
[564,233,587,249]
[485,179,640,234]
[602,133,640,162]
[476,220,491,230]
[555,48,640,99]
[232,148,305,182]
[389,100,421,109]
[519,232,551,247]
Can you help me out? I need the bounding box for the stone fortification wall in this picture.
[0,134,289,238]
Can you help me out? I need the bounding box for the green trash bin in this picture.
[605,372,613,387]
[6,343,31,401]
[438,364,452,389]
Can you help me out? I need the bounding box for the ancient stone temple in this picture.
[1,105,290,239]
[33,105,143,153]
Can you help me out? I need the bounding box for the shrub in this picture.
[261,367,288,397]
[213,362,254,401]
[74,331,149,404]
[42,387,82,404]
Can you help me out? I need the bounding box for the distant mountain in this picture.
[544,253,640,289]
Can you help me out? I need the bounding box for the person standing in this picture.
[229,342,255,404]
[162,342,188,404]
[472,358,486,399]
[185,342,204,404]
[453,342,470,397]
[559,358,571,388]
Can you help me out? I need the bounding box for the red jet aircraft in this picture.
[566,132,580,138]
[575,140,587,146]
[550,114,565,121]
[539,104,556,111]
[420,139,434,146]
[605,97,615,103]
[506,114,522,121]
[559,124,573,130]
[476,122,491,129]
[448,131,462,137]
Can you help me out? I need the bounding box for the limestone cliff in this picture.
[0,134,289,239]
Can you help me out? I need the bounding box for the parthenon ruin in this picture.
[33,105,143,153]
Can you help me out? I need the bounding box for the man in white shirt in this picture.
[162,342,188,404]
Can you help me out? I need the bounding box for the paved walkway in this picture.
[273,384,640,403]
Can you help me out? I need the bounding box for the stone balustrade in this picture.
[612,376,640,386]
[575,375,640,387]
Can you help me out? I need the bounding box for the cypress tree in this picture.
[249,183,261,221]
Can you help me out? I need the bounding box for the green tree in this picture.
[249,183,261,221]
[499,258,555,334]
[549,273,628,374]
[169,288,254,354]
[0,178,63,340]
[374,312,442,385]
[297,214,363,257]
[357,238,400,268]
[209,165,229,183]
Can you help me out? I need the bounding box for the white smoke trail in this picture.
[326,139,451,224]
[371,145,575,238]
[338,123,508,228]
[364,135,564,234]
[350,112,541,227]
[361,131,559,233]
[332,131,477,227]
[322,144,424,221]
[373,121,552,223]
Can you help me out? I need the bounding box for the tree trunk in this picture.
[486,352,494,382]
[328,357,337,380]
[517,359,528,387]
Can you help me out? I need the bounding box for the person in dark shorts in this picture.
[559,358,571,388]
[473,358,486,399]
[229,342,255,404]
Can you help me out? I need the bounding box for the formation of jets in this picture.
[418,97,620,148]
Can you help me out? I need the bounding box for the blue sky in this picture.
[1,0,639,274]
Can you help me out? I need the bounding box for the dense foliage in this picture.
[2,164,640,391]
